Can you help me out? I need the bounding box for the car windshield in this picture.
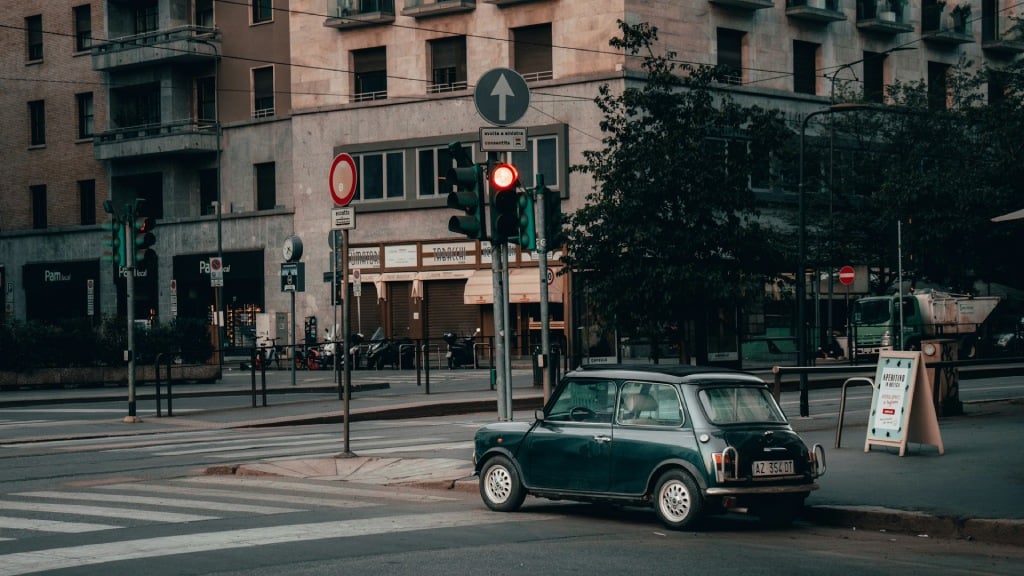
[698,386,787,425]
[852,299,890,324]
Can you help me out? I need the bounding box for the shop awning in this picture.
[463,268,564,305]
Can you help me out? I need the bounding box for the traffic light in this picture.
[102,218,126,267]
[133,216,156,267]
[490,163,521,243]
[516,190,536,251]
[541,187,565,249]
[446,164,485,239]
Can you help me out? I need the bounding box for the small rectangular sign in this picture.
[332,207,355,230]
[479,127,528,151]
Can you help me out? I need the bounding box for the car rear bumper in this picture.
[706,483,819,496]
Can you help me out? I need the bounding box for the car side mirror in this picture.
[534,409,545,422]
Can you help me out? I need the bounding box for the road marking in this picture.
[178,477,457,502]
[0,517,118,533]
[0,510,556,576]
[95,483,382,508]
[0,501,214,523]
[12,491,300,515]
[358,440,473,455]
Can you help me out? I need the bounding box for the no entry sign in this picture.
[329,153,358,207]
[839,265,855,286]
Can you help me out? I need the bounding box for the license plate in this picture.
[752,460,793,476]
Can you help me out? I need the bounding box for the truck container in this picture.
[850,289,1001,359]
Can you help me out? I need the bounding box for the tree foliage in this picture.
[565,21,791,348]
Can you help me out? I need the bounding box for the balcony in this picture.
[324,0,396,30]
[402,0,476,19]
[94,120,219,161]
[92,26,220,71]
[922,4,975,46]
[785,0,846,23]
[708,0,775,11]
[856,1,914,34]
[982,16,1024,54]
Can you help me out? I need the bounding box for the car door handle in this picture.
[593,435,611,443]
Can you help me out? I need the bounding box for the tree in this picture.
[565,21,790,362]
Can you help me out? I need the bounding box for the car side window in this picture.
[547,379,616,423]
[617,381,684,427]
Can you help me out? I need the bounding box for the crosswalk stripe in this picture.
[94,483,379,509]
[0,517,119,533]
[0,510,557,576]
[0,501,215,523]
[178,477,457,502]
[12,491,300,515]
[200,436,451,460]
[358,440,473,455]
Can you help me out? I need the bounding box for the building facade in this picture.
[2,0,1020,364]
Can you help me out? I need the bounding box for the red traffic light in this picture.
[489,163,519,192]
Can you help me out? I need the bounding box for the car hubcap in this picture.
[660,480,690,522]
[485,466,511,504]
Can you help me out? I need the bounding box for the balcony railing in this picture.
[354,90,388,102]
[402,0,476,18]
[922,3,975,45]
[785,0,846,23]
[94,120,219,160]
[520,70,553,82]
[92,26,220,71]
[324,0,396,29]
[856,0,914,34]
[427,80,469,94]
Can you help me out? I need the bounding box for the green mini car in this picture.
[473,364,826,529]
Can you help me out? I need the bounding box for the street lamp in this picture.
[798,103,872,416]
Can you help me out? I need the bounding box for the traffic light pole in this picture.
[534,174,552,403]
[491,239,509,420]
[123,212,140,423]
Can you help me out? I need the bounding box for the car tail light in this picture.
[713,447,739,483]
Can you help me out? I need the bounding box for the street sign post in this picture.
[474,68,530,126]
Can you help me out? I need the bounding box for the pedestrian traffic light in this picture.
[446,164,485,239]
[490,163,520,243]
[133,216,156,267]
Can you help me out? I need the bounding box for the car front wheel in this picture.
[479,455,526,512]
[653,470,703,530]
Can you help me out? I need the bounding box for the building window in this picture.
[74,5,92,51]
[417,143,470,197]
[355,151,404,201]
[196,77,217,123]
[199,169,218,215]
[253,67,274,118]
[31,185,47,229]
[510,136,560,189]
[113,84,160,128]
[253,0,273,24]
[512,23,553,82]
[26,15,43,61]
[29,100,45,146]
[717,28,745,85]
[76,92,94,139]
[928,61,950,110]
[134,2,158,35]
[353,47,387,102]
[863,52,885,104]
[988,69,1009,105]
[793,40,819,95]
[255,162,276,210]
[195,0,214,28]
[428,36,467,93]
[79,180,96,225]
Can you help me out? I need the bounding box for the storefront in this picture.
[22,260,102,323]
[172,250,265,347]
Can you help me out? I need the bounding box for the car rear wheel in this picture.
[654,470,703,530]
[479,455,526,512]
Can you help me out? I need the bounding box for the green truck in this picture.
[850,289,1001,360]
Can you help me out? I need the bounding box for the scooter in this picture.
[254,336,282,371]
[442,328,480,369]
[365,327,415,370]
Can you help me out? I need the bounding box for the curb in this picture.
[802,505,1024,547]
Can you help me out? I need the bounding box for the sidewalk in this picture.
[2,366,1022,546]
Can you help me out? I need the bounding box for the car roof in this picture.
[565,364,766,386]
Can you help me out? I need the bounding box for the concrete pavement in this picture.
[1,365,1022,546]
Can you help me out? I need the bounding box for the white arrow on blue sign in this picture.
[474,68,530,126]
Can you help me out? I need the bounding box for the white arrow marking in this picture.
[490,73,515,122]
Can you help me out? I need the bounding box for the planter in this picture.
[880,10,896,21]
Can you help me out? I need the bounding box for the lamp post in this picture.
[798,102,871,416]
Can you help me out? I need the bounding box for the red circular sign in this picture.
[838,265,855,286]
[329,153,358,207]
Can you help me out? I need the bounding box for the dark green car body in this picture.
[473,365,826,529]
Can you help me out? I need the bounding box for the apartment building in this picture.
[2,1,1019,363]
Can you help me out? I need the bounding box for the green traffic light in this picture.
[517,191,536,251]
[446,164,485,239]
